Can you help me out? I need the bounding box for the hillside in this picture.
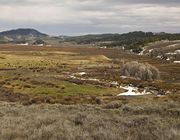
[141,40,180,62]
[64,31,180,53]
[0,28,48,44]
[1,29,180,54]
[0,28,47,37]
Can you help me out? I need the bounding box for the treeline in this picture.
[65,31,180,53]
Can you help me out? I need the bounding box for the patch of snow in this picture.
[166,50,180,55]
[69,74,100,82]
[166,58,170,61]
[174,61,180,64]
[37,44,44,47]
[166,52,176,55]
[120,76,128,79]
[157,55,162,59]
[77,72,87,76]
[33,44,44,47]
[110,81,119,86]
[149,49,153,53]
[138,48,146,55]
[17,43,29,46]
[88,78,100,82]
[118,85,151,96]
[100,46,107,49]
[175,50,180,54]
[70,75,76,79]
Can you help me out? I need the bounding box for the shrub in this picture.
[103,101,122,109]
[121,61,160,81]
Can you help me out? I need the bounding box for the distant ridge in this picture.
[0,29,180,50]
[0,28,48,38]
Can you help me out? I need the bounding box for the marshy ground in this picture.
[0,44,179,140]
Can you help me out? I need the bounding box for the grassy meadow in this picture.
[0,44,179,139]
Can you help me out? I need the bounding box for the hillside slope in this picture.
[64,31,180,53]
[0,28,47,37]
[0,28,48,43]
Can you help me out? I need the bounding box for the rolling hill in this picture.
[1,29,180,55]
[0,28,47,37]
[64,31,180,53]
[0,28,48,44]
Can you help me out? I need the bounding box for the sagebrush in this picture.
[0,101,179,140]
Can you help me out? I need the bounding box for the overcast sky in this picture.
[0,0,180,35]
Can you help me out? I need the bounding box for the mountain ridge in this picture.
[1,29,180,52]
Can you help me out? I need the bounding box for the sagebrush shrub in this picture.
[121,61,160,81]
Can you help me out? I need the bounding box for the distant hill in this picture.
[64,31,180,53]
[0,28,48,43]
[0,28,47,38]
[1,28,180,53]
[65,31,180,44]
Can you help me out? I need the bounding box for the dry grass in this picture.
[0,45,179,104]
[0,101,179,140]
[0,45,179,139]
[0,52,110,68]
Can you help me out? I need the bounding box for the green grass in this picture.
[0,45,179,104]
[14,81,120,97]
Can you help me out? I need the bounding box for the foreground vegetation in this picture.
[0,100,179,140]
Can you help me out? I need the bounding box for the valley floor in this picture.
[0,45,179,140]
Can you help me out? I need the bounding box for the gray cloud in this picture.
[107,0,180,4]
[0,0,180,35]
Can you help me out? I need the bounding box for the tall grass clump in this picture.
[121,61,160,81]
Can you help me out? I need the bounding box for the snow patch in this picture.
[110,81,119,86]
[157,55,162,59]
[120,76,128,79]
[138,48,146,55]
[87,78,100,82]
[118,85,151,96]
[70,75,76,79]
[69,74,99,82]
[149,49,153,53]
[17,43,29,46]
[37,44,44,47]
[174,61,180,64]
[175,50,180,54]
[100,46,107,49]
[77,72,87,76]
[33,44,44,47]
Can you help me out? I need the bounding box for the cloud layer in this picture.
[0,0,180,35]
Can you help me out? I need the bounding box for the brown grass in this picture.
[0,101,179,140]
[0,45,179,139]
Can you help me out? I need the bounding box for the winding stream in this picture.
[69,72,154,96]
